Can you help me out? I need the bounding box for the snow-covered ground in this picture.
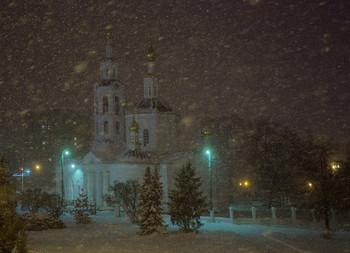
[27,211,350,253]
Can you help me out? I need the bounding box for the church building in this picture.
[58,34,191,208]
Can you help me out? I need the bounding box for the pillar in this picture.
[251,207,256,221]
[96,171,103,207]
[271,207,276,219]
[210,209,215,222]
[83,169,88,194]
[229,206,234,224]
[88,171,96,203]
[102,170,110,208]
[115,203,121,217]
[291,207,297,221]
[103,170,110,194]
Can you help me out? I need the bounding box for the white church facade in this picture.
[57,36,192,208]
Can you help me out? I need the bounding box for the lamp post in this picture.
[20,168,24,189]
[206,149,214,221]
[61,150,70,199]
[21,169,30,189]
[12,169,30,190]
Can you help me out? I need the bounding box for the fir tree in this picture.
[70,191,91,224]
[0,156,27,252]
[138,167,165,235]
[169,162,207,232]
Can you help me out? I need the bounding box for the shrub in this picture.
[19,213,65,231]
[18,188,44,213]
[105,180,140,223]
[42,192,67,219]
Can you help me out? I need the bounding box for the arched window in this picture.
[114,96,119,115]
[143,129,149,147]
[104,121,108,135]
[115,121,119,134]
[103,96,108,114]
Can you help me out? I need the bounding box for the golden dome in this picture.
[146,45,156,61]
[129,113,139,132]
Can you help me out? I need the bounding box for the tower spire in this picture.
[146,45,156,74]
[105,29,113,59]
[107,29,112,45]
[99,30,118,80]
[143,45,159,99]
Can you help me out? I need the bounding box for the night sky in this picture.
[1,0,349,147]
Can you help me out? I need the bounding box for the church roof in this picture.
[135,98,173,113]
[90,150,118,163]
[118,150,157,163]
[158,151,194,164]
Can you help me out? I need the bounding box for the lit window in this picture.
[103,96,108,114]
[143,129,149,146]
[104,121,108,135]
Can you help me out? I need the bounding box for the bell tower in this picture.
[143,45,159,99]
[91,30,125,154]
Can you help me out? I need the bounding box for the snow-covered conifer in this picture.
[138,167,165,235]
[169,162,207,232]
[70,191,91,224]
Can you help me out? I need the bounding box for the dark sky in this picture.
[1,0,350,145]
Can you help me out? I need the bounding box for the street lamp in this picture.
[205,149,213,221]
[61,149,70,199]
[22,169,30,189]
[12,169,30,190]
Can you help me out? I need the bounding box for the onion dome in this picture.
[146,45,156,61]
[203,128,213,137]
[129,113,139,132]
[107,30,112,45]
[201,113,213,136]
